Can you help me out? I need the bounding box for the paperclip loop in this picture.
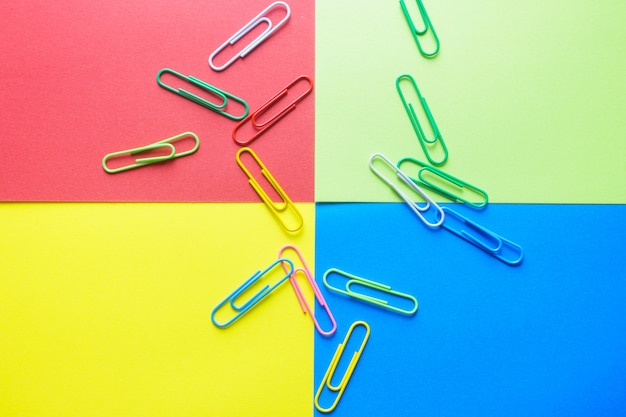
[323,268,418,316]
[314,321,370,413]
[211,258,294,328]
[396,74,448,166]
[156,68,248,120]
[102,132,200,174]
[232,75,313,146]
[398,157,488,209]
[438,207,524,266]
[369,153,444,228]
[278,245,337,336]
[208,1,291,71]
[236,148,303,233]
[400,0,440,58]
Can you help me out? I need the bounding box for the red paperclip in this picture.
[232,75,313,146]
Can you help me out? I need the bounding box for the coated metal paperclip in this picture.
[398,157,488,208]
[208,1,291,71]
[369,153,444,228]
[438,207,524,266]
[233,75,313,145]
[102,132,200,174]
[315,321,370,413]
[323,268,418,316]
[400,0,440,58]
[211,258,294,328]
[157,68,248,120]
[396,74,448,165]
[236,148,303,233]
[279,245,337,336]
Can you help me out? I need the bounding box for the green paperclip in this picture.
[102,132,200,174]
[156,68,248,121]
[323,268,418,316]
[396,74,448,166]
[400,0,440,58]
[397,157,489,209]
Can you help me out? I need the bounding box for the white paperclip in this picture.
[208,1,291,71]
[369,153,444,228]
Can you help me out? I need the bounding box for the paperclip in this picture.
[397,157,488,208]
[236,148,303,233]
[396,74,448,166]
[314,321,370,413]
[439,207,524,266]
[369,153,444,228]
[323,268,418,316]
[400,0,440,58]
[211,258,294,328]
[232,75,314,146]
[156,68,248,120]
[102,132,200,174]
[208,1,291,72]
[278,245,337,336]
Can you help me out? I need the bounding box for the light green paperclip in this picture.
[396,74,448,166]
[323,268,418,316]
[397,157,489,209]
[400,0,440,58]
[102,132,199,174]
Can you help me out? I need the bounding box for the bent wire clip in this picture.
[211,258,294,328]
[208,1,290,71]
[369,153,444,228]
[279,244,337,336]
[156,68,248,120]
[396,74,448,166]
[439,207,524,266]
[102,132,199,174]
[236,148,304,233]
[397,156,488,208]
[315,321,370,413]
[323,268,418,316]
[233,75,313,146]
[400,0,440,58]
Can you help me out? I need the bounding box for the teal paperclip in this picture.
[439,207,524,266]
[370,153,444,228]
[156,68,248,120]
[398,157,488,208]
[279,244,337,336]
[323,268,418,316]
[211,258,294,328]
[315,321,370,413]
[396,74,448,166]
[400,0,440,58]
[102,132,200,174]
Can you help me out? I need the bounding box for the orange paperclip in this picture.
[232,75,313,146]
[236,147,303,233]
[279,244,337,336]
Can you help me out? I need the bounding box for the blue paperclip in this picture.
[315,321,370,413]
[211,258,294,328]
[156,68,248,120]
[396,74,448,166]
[369,153,444,228]
[400,0,440,58]
[323,268,418,316]
[208,1,291,71]
[438,207,524,266]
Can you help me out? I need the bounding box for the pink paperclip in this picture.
[279,244,337,337]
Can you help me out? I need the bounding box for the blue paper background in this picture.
[314,203,626,417]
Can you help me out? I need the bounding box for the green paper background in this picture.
[315,0,626,203]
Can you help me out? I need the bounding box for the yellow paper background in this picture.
[0,203,315,417]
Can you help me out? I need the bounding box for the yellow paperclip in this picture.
[236,147,303,233]
[315,321,370,413]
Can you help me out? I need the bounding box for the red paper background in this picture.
[0,0,314,202]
